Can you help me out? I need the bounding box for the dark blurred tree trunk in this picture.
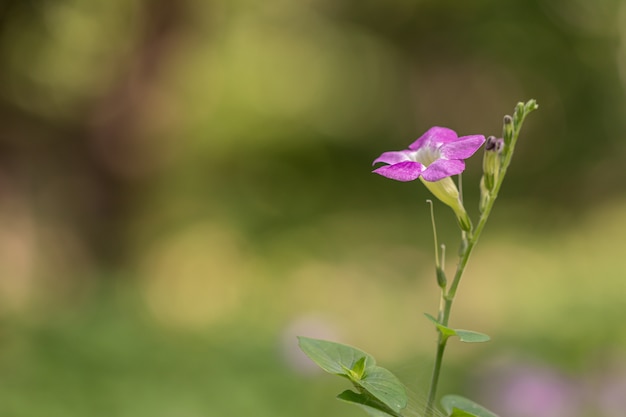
[0,0,193,276]
[81,0,190,269]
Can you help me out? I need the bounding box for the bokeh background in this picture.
[1,0,626,416]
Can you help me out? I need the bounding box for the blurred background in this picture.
[1,0,626,416]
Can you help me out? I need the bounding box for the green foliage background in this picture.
[0,0,625,416]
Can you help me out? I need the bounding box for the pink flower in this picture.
[372,127,485,231]
[372,127,485,182]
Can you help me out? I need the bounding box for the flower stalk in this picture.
[424,100,538,417]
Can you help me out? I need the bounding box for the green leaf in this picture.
[297,336,374,376]
[448,410,479,417]
[337,390,402,417]
[356,365,407,412]
[441,395,499,417]
[298,337,407,413]
[352,356,368,379]
[423,314,490,343]
[455,329,490,343]
[423,313,456,337]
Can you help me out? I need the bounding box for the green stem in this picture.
[425,334,448,416]
[423,101,537,417]
[424,183,497,417]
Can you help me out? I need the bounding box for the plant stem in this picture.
[424,207,490,417]
[423,101,537,417]
[425,334,448,416]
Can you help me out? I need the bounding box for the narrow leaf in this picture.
[424,313,457,337]
[455,329,490,343]
[423,314,489,343]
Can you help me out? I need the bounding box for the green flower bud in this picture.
[524,99,539,113]
[513,102,526,128]
[503,115,514,146]
[436,266,447,289]
[482,136,504,190]
[479,136,504,213]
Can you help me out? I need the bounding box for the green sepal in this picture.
[298,337,408,413]
[441,395,499,417]
[337,390,403,417]
[423,314,490,343]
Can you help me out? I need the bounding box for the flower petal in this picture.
[373,161,424,182]
[439,135,486,159]
[421,159,465,182]
[372,150,413,166]
[409,127,458,150]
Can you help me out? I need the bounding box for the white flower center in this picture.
[412,146,441,167]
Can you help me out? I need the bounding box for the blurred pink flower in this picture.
[501,367,578,417]
[476,359,581,417]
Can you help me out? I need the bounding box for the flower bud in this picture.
[503,115,514,146]
[513,102,525,128]
[479,136,504,213]
[524,99,538,113]
[436,266,447,288]
[482,136,504,191]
